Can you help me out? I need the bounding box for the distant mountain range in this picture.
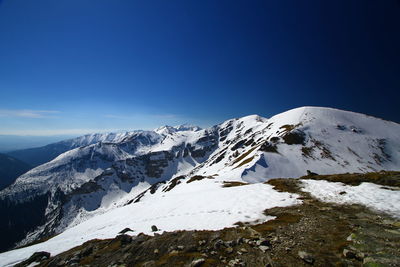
[6,132,140,167]
[0,106,399,261]
[0,154,31,190]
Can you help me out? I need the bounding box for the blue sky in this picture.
[0,0,399,136]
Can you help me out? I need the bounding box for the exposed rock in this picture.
[151,225,158,232]
[214,239,225,249]
[298,251,315,264]
[259,245,270,252]
[343,248,363,261]
[118,227,134,234]
[114,234,132,246]
[15,251,51,267]
[306,170,318,176]
[256,238,271,247]
[190,258,205,267]
[228,258,245,267]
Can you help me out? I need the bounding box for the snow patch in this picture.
[301,179,400,218]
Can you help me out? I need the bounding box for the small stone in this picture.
[198,240,207,246]
[256,238,271,247]
[214,239,225,249]
[151,225,158,232]
[154,249,159,254]
[141,261,156,267]
[259,245,270,252]
[343,249,356,259]
[190,258,206,267]
[298,251,315,264]
[226,247,233,254]
[240,248,248,253]
[70,255,80,262]
[19,251,51,266]
[343,248,364,261]
[225,240,237,247]
[169,250,179,255]
[177,245,185,251]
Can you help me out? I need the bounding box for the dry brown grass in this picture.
[301,171,400,187]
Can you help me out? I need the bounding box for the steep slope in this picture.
[0,154,31,190]
[0,106,399,255]
[190,107,400,182]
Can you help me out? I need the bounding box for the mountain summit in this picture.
[0,106,399,263]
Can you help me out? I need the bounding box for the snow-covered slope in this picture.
[7,132,140,167]
[0,106,399,259]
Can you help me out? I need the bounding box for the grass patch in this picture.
[301,171,400,187]
[186,175,214,184]
[222,181,249,188]
[232,146,258,166]
[266,178,301,194]
[251,213,302,234]
[234,156,254,169]
[163,176,185,192]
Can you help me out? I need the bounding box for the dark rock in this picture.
[214,239,225,249]
[282,130,306,145]
[151,225,158,232]
[15,251,51,266]
[115,234,132,246]
[260,141,278,153]
[343,248,364,261]
[225,240,237,247]
[257,238,271,247]
[80,246,93,257]
[306,170,318,176]
[119,227,134,234]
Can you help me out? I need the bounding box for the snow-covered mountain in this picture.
[1,106,399,255]
[6,132,139,167]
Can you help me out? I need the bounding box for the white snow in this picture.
[1,106,400,266]
[0,179,300,267]
[301,179,400,218]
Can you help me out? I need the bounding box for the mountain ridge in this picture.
[0,106,399,256]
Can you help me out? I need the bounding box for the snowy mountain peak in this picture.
[154,124,201,135]
[173,123,202,132]
[1,106,399,256]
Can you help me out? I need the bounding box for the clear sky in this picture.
[0,0,399,136]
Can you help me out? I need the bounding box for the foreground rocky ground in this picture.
[15,172,400,267]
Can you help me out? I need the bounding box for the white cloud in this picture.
[104,113,178,119]
[0,128,125,136]
[0,109,60,118]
